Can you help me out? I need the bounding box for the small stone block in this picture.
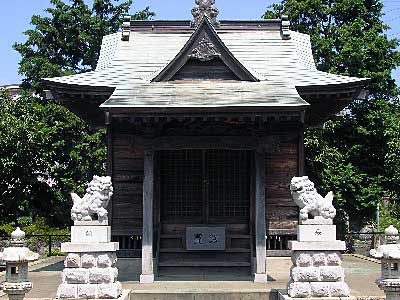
[88,267,118,284]
[298,225,336,242]
[77,284,98,299]
[291,266,319,282]
[329,282,350,297]
[326,252,342,266]
[63,268,88,284]
[98,253,117,268]
[61,242,119,253]
[140,274,154,284]
[254,273,268,283]
[98,282,122,299]
[289,241,346,251]
[71,226,111,243]
[57,283,78,299]
[292,253,313,267]
[312,252,327,266]
[65,253,81,268]
[319,266,344,282]
[288,281,311,298]
[81,253,97,268]
[310,282,331,297]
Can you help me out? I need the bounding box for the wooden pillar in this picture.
[254,150,267,283]
[140,150,155,283]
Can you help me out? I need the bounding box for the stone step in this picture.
[129,282,272,300]
[158,260,251,267]
[159,247,251,253]
[129,291,272,300]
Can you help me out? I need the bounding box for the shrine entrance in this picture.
[155,149,254,276]
[159,149,251,224]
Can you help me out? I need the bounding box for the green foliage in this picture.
[0,90,106,226]
[379,202,400,232]
[4,0,155,228]
[14,0,154,92]
[265,0,400,225]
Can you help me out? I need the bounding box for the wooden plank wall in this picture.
[265,131,299,234]
[110,126,300,236]
[112,130,144,235]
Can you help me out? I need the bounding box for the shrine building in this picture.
[43,1,368,283]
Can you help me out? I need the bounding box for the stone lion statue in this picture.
[71,176,113,224]
[290,176,336,224]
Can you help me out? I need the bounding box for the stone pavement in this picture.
[0,255,385,299]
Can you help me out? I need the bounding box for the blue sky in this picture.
[0,0,399,85]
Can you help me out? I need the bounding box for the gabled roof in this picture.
[43,17,369,125]
[43,21,367,89]
[151,17,258,82]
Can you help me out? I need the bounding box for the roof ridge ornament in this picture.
[122,15,131,41]
[191,0,220,28]
[281,15,291,40]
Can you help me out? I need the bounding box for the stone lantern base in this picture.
[377,279,400,300]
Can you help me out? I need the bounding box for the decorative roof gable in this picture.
[152,17,259,82]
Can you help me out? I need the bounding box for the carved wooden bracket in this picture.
[188,36,221,61]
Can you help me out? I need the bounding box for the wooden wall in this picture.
[265,132,300,234]
[111,130,144,235]
[110,124,301,236]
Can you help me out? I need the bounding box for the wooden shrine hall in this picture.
[44,0,368,283]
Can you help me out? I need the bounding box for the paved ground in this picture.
[0,255,384,299]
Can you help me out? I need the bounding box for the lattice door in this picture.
[159,149,251,223]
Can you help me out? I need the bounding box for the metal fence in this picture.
[0,231,386,259]
[0,234,70,257]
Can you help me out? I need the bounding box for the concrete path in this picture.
[0,255,384,299]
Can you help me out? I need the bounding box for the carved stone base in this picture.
[287,241,350,298]
[57,241,122,299]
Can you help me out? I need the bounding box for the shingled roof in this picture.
[43,6,369,125]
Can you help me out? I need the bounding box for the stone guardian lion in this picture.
[290,176,336,224]
[70,176,113,224]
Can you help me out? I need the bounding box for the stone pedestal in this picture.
[57,225,125,300]
[279,225,351,299]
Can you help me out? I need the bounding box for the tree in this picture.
[264,0,400,226]
[14,0,155,92]
[0,90,106,226]
[1,1,155,228]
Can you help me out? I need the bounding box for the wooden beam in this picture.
[106,112,113,223]
[140,150,155,283]
[147,136,258,150]
[254,150,267,283]
[298,127,305,176]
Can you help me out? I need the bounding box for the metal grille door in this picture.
[160,149,250,223]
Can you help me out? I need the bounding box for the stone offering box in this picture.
[57,221,126,300]
[279,224,352,300]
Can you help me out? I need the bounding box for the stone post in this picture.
[0,228,39,300]
[370,225,400,300]
[56,176,129,300]
[279,176,352,299]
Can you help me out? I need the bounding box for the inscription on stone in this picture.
[186,227,225,250]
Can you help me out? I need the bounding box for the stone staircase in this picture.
[156,224,253,277]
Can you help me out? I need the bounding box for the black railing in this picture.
[0,234,70,257]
